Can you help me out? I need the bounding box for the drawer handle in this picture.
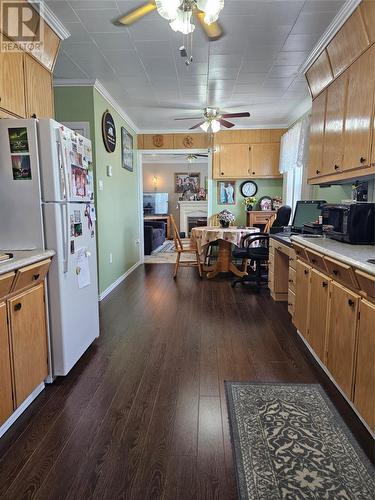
[288,303,292,306]
[33,273,40,281]
[288,279,293,283]
[334,165,339,170]
[14,303,22,311]
[348,299,355,307]
[316,169,321,174]
[332,269,339,276]
[322,282,328,288]
[304,269,309,275]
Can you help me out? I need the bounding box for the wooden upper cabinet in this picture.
[251,143,281,178]
[343,45,375,171]
[30,23,60,71]
[8,284,48,408]
[24,55,53,118]
[307,270,330,363]
[308,90,327,179]
[305,49,334,98]
[217,143,251,178]
[354,299,375,433]
[326,281,360,399]
[327,7,370,78]
[0,43,26,117]
[293,260,311,338]
[323,72,348,174]
[360,0,375,44]
[0,302,14,426]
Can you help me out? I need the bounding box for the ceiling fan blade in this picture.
[116,2,156,25]
[219,119,235,128]
[189,121,205,130]
[194,11,223,40]
[195,154,208,157]
[174,117,202,121]
[221,112,251,118]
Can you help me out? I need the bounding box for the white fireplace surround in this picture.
[179,201,208,235]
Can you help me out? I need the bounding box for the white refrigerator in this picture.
[0,118,99,377]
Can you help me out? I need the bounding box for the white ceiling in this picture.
[50,0,347,131]
[143,153,209,163]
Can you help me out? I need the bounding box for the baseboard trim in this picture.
[98,261,141,301]
[0,383,45,439]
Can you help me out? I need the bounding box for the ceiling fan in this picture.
[172,153,209,162]
[115,0,224,40]
[175,107,251,132]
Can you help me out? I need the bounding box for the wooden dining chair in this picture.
[170,214,202,279]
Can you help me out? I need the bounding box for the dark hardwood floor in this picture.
[0,264,372,500]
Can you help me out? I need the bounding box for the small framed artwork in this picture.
[174,172,200,193]
[121,126,134,172]
[217,180,236,205]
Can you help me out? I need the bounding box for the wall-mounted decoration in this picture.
[8,127,32,180]
[183,135,194,148]
[217,180,236,205]
[121,126,134,172]
[240,180,258,198]
[11,155,32,180]
[152,135,164,148]
[174,172,200,193]
[102,110,116,153]
[259,196,273,211]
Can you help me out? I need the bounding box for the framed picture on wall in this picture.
[121,126,133,172]
[217,180,236,205]
[174,172,200,193]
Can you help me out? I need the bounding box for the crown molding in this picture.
[53,79,97,87]
[29,1,71,40]
[299,0,362,75]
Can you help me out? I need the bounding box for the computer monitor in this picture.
[292,200,326,230]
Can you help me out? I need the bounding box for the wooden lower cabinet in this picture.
[307,270,330,362]
[293,260,311,338]
[8,284,48,407]
[353,300,375,432]
[326,281,360,399]
[0,303,14,425]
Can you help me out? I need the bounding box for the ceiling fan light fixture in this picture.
[197,0,224,24]
[170,9,195,33]
[211,119,221,133]
[200,121,210,132]
[155,0,182,20]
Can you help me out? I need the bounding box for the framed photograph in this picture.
[121,126,133,172]
[174,172,200,193]
[217,180,236,205]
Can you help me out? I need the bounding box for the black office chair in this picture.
[231,205,291,290]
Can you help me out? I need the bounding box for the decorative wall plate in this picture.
[102,110,116,153]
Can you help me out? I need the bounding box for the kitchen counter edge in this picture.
[0,250,55,275]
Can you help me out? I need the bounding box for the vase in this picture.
[219,220,230,228]
[246,206,253,212]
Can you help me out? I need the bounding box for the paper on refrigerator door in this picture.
[76,248,91,289]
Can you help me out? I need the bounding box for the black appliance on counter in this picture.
[322,202,375,244]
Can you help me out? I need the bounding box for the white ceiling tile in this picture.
[262,77,295,89]
[70,1,119,9]
[268,65,300,78]
[75,8,125,33]
[53,50,88,79]
[292,12,334,35]
[237,72,267,84]
[275,51,310,66]
[63,42,118,76]
[46,1,80,22]
[241,60,274,72]
[62,22,92,44]
[282,34,320,52]
[134,40,172,59]
[302,1,346,13]
[91,32,133,49]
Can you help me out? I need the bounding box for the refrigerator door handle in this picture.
[58,130,71,202]
[56,138,66,201]
[61,203,70,274]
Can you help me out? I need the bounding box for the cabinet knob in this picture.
[360,157,366,164]
[322,282,328,288]
[348,299,355,307]
[316,169,321,174]
[33,273,40,281]
[334,165,339,170]
[220,172,224,176]
[252,171,255,175]
[31,113,37,119]
[14,303,22,311]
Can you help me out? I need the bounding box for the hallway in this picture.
[0,265,370,500]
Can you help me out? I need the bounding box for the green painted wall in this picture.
[54,86,140,295]
[312,184,352,203]
[211,178,283,225]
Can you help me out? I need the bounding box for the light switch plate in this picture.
[107,165,112,177]
[98,180,104,191]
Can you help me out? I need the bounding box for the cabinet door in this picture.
[307,270,330,362]
[360,0,375,45]
[0,303,14,425]
[24,56,54,118]
[0,46,26,117]
[343,45,375,171]
[326,281,359,399]
[251,143,281,178]
[308,91,326,179]
[9,284,48,407]
[293,260,311,338]
[217,144,250,178]
[354,299,375,432]
[323,72,348,175]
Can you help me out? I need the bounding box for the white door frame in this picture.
[137,148,212,263]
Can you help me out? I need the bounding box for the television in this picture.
[143,192,169,215]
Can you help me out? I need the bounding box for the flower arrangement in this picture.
[218,209,236,228]
[242,196,257,211]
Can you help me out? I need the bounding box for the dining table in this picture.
[191,226,260,279]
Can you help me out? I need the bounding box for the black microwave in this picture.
[322,203,375,244]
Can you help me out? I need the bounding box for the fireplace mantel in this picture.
[178,201,208,235]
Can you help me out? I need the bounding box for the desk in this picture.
[191,226,259,279]
[246,210,276,229]
[144,215,172,239]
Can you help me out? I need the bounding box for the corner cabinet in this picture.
[0,42,26,117]
[307,91,326,180]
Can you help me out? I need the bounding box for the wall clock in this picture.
[102,110,116,153]
[240,181,258,197]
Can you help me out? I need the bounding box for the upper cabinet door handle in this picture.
[316,169,321,174]
[33,273,40,281]
[14,303,22,311]
[360,157,366,164]
[334,165,339,170]
[304,269,309,275]
[348,299,355,307]
[322,282,328,288]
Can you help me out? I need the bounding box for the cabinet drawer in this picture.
[292,243,308,261]
[252,214,273,224]
[305,248,328,273]
[324,257,358,289]
[288,267,296,292]
[0,272,15,299]
[12,259,51,293]
[288,289,295,316]
[355,270,375,299]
